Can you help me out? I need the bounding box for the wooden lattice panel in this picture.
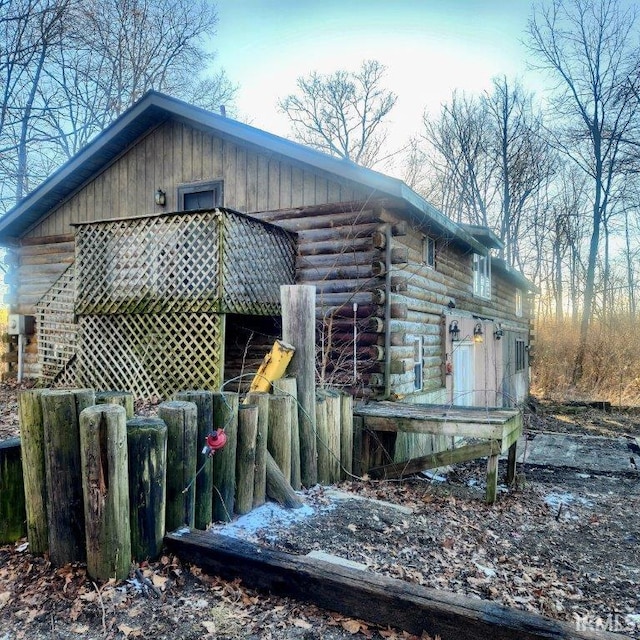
[75,209,295,317]
[77,312,223,399]
[35,264,78,382]
[221,213,296,315]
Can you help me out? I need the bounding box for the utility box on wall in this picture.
[7,314,35,336]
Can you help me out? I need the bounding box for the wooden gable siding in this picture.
[25,119,369,239]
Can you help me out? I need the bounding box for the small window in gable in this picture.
[473,253,491,300]
[423,236,435,268]
[178,181,223,211]
[515,288,523,317]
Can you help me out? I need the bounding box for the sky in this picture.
[211,0,541,163]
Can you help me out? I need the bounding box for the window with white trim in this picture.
[423,236,435,268]
[515,288,523,317]
[473,253,491,299]
[413,335,424,390]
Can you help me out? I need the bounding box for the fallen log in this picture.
[165,530,625,640]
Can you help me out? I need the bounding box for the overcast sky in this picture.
[212,0,541,153]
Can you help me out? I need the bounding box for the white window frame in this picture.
[423,236,435,269]
[473,253,491,300]
[412,335,424,391]
[515,288,523,317]
[177,180,223,211]
[515,338,526,372]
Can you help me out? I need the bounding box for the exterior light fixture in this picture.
[449,320,460,342]
[494,323,504,340]
[155,188,166,206]
[473,322,484,343]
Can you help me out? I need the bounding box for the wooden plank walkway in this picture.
[354,402,523,502]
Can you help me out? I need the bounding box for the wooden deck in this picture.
[353,402,523,503]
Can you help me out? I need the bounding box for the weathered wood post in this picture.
[267,394,292,483]
[324,389,342,483]
[95,390,134,419]
[265,452,302,508]
[80,405,131,581]
[235,404,259,515]
[0,438,26,543]
[340,393,354,479]
[212,392,239,521]
[281,284,317,487]
[127,417,167,562]
[273,377,301,490]
[316,394,330,485]
[41,388,95,565]
[175,390,214,530]
[245,392,269,508]
[159,401,198,531]
[17,388,48,552]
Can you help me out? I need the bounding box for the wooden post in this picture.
[80,405,131,581]
[212,392,239,522]
[248,340,296,393]
[235,404,259,515]
[324,390,342,484]
[17,388,48,553]
[281,284,317,487]
[245,392,269,508]
[41,389,95,565]
[267,394,292,483]
[273,377,301,490]
[506,442,517,486]
[486,453,499,504]
[316,394,330,485]
[340,393,354,480]
[265,452,302,508]
[159,401,198,530]
[175,390,214,530]
[0,438,26,544]
[352,416,364,477]
[95,390,134,419]
[127,417,167,562]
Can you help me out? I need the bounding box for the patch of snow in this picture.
[421,470,447,482]
[211,500,316,542]
[544,492,594,510]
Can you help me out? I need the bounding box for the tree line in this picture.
[278,0,640,384]
[0,0,236,210]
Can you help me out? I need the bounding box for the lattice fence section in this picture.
[75,209,295,316]
[35,264,78,382]
[221,213,296,315]
[77,313,223,399]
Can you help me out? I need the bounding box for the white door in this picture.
[452,342,474,406]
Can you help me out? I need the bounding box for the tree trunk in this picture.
[17,389,48,553]
[127,417,167,562]
[80,405,131,581]
[159,401,198,531]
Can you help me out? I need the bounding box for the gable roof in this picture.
[0,91,486,253]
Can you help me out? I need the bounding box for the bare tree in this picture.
[528,0,640,382]
[278,60,397,168]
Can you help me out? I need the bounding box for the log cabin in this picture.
[0,91,534,409]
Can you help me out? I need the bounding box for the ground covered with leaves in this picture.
[1,382,639,638]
